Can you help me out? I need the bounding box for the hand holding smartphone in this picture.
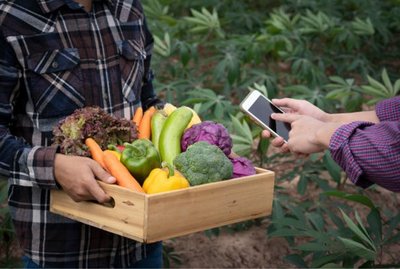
[240,90,291,142]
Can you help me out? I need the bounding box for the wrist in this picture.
[314,122,341,148]
[321,112,334,122]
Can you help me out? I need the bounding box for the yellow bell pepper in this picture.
[143,162,190,194]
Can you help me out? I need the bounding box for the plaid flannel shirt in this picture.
[0,0,160,267]
[329,96,400,192]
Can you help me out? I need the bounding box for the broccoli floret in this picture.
[173,141,233,186]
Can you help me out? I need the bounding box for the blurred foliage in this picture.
[144,0,400,267]
[0,181,22,268]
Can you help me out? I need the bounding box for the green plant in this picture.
[162,241,183,268]
[0,180,22,268]
[269,190,400,267]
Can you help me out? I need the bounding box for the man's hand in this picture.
[54,154,116,203]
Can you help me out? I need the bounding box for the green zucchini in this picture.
[158,107,192,165]
[151,110,167,151]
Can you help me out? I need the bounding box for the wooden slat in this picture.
[50,183,146,241]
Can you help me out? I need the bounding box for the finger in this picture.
[262,130,272,138]
[88,181,111,204]
[271,113,300,123]
[89,159,116,184]
[272,98,299,110]
[271,137,285,147]
[280,143,290,153]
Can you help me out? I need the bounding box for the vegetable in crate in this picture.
[151,110,167,150]
[229,156,256,178]
[121,139,161,184]
[143,162,189,194]
[162,103,201,130]
[158,106,192,165]
[181,121,232,155]
[52,106,137,156]
[173,141,233,186]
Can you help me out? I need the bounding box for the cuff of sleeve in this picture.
[28,145,60,189]
[329,121,374,189]
[375,96,400,122]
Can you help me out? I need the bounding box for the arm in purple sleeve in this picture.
[375,96,400,122]
[329,120,400,192]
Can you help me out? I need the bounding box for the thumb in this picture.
[91,161,116,184]
[271,113,300,123]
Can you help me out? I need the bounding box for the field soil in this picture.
[164,222,293,268]
[165,180,400,268]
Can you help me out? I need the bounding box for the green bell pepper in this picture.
[121,139,161,185]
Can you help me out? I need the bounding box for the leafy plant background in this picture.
[1,0,400,268]
[145,0,400,268]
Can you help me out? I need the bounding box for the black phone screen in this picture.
[248,96,291,141]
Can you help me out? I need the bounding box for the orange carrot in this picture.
[103,150,145,193]
[138,106,156,139]
[132,106,143,127]
[85,138,107,169]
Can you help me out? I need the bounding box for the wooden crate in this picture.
[50,167,274,243]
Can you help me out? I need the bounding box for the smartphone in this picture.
[240,90,291,142]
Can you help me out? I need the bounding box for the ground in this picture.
[164,222,293,268]
[164,179,400,268]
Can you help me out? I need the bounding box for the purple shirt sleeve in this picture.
[376,96,400,121]
[329,97,400,192]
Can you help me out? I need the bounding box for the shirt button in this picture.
[52,61,59,68]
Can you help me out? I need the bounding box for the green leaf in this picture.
[323,191,375,208]
[284,254,308,268]
[230,115,253,141]
[307,212,325,231]
[338,237,376,260]
[340,209,376,251]
[354,211,376,251]
[381,69,393,94]
[323,152,342,184]
[271,217,309,230]
[311,253,344,268]
[366,75,390,95]
[366,209,382,246]
[351,18,375,35]
[297,175,308,195]
[153,33,171,57]
[394,79,400,95]
[296,242,331,252]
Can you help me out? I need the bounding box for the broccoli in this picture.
[173,141,233,186]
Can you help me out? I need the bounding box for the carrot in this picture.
[132,106,143,127]
[138,106,156,139]
[103,150,145,193]
[85,137,107,169]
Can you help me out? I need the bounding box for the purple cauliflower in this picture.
[181,121,232,155]
[229,156,256,178]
